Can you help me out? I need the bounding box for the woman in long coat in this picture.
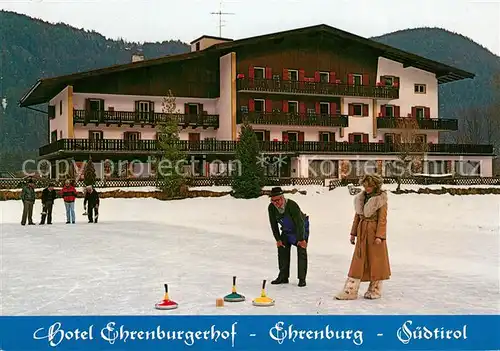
[335,174,391,300]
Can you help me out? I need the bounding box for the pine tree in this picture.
[232,121,264,198]
[83,155,96,186]
[157,89,187,198]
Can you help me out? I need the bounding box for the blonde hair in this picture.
[360,173,384,193]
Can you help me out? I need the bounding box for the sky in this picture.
[0,0,499,56]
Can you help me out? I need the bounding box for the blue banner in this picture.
[1,315,498,350]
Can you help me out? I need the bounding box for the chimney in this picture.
[190,35,233,52]
[132,52,145,62]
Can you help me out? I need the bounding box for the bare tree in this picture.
[387,117,429,191]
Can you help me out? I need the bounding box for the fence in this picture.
[2,176,499,191]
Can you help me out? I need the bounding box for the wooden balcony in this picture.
[236,78,399,99]
[377,117,458,131]
[237,112,349,127]
[73,109,219,129]
[39,139,494,158]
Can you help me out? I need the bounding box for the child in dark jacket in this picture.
[40,183,57,225]
[83,185,100,223]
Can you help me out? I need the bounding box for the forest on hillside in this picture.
[1,11,499,170]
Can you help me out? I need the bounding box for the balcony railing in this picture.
[39,139,494,157]
[237,112,349,127]
[73,110,219,129]
[236,78,399,99]
[377,117,458,131]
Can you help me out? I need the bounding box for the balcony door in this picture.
[124,131,140,150]
[136,101,154,123]
[85,98,104,123]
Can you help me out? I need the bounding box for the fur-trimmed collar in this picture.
[354,191,388,217]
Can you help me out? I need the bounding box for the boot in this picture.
[334,277,360,300]
[364,281,382,299]
[271,277,289,284]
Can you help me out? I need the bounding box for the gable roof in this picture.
[19,24,474,107]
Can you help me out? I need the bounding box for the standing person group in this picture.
[267,173,391,300]
[19,179,100,225]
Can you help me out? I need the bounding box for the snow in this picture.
[0,185,499,316]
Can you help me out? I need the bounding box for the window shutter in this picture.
[282,100,289,113]
[124,131,129,140]
[299,102,306,115]
[299,69,305,81]
[248,99,255,112]
[348,103,354,116]
[315,102,320,114]
[248,66,254,79]
[363,104,369,117]
[348,133,354,143]
[348,73,354,85]
[362,74,369,85]
[99,99,105,110]
[265,67,272,79]
[282,131,288,141]
[424,107,431,119]
[265,130,270,141]
[48,105,55,119]
[394,105,400,117]
[314,71,320,82]
[84,99,90,111]
[318,131,322,141]
[380,104,386,117]
[329,72,336,83]
[282,68,289,80]
[379,76,386,85]
[184,103,189,114]
[330,102,337,115]
[198,103,203,115]
[265,99,272,113]
[329,132,335,142]
[394,77,400,86]
[149,101,155,113]
[362,134,369,143]
[411,106,417,117]
[135,101,140,112]
[298,132,304,142]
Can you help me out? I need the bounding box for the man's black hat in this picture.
[269,186,284,197]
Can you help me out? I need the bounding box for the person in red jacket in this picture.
[60,179,77,224]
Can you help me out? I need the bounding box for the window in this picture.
[385,105,394,117]
[254,67,265,79]
[89,99,102,111]
[319,102,329,115]
[195,42,200,51]
[353,74,362,85]
[414,84,426,94]
[89,131,103,141]
[353,104,363,116]
[319,72,329,83]
[187,103,199,114]
[254,131,265,141]
[288,70,298,81]
[125,132,140,141]
[59,100,62,115]
[254,99,265,112]
[384,133,395,143]
[287,132,298,142]
[415,107,425,119]
[384,76,394,86]
[288,101,298,114]
[51,130,57,143]
[320,132,333,142]
[137,101,150,113]
[414,134,427,144]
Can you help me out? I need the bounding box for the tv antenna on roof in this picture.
[210,0,234,37]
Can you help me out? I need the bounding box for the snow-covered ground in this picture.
[0,185,498,316]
